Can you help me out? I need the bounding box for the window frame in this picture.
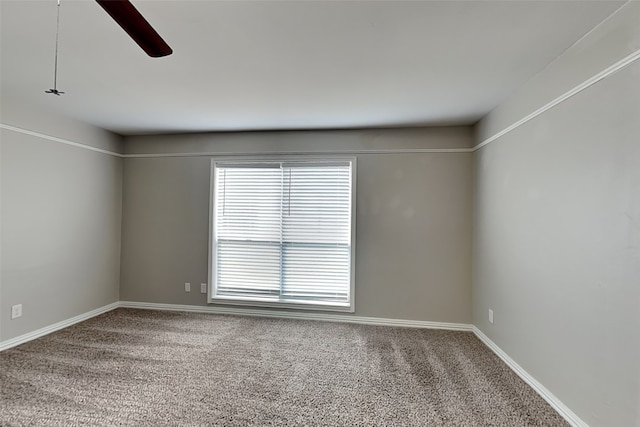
[207,156,357,313]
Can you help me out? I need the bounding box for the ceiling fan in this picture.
[46,0,172,95]
[96,0,173,58]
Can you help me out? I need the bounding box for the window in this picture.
[209,159,355,311]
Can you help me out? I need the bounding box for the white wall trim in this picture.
[119,301,473,331]
[0,302,120,352]
[0,300,471,352]
[474,47,640,152]
[0,123,124,158]
[0,122,471,158]
[472,326,589,427]
[123,148,473,158]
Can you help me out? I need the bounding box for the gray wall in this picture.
[120,127,473,323]
[472,4,640,426]
[476,3,640,143]
[0,97,124,342]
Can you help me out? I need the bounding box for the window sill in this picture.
[208,295,354,313]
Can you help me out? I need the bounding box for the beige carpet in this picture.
[0,308,568,426]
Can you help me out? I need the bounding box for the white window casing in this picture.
[208,158,356,312]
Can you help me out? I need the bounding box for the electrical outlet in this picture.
[11,304,23,319]
[200,283,207,294]
[185,282,191,292]
[488,309,494,324]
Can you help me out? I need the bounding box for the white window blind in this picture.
[212,160,353,308]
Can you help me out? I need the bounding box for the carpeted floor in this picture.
[0,308,568,426]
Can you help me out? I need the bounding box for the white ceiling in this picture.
[0,0,624,135]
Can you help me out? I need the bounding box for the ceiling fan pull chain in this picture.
[46,0,64,96]
[53,0,60,90]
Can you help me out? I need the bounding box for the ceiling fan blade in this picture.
[96,0,172,58]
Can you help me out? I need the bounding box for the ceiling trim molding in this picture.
[473,47,640,153]
[0,123,124,158]
[0,123,472,157]
[123,148,473,158]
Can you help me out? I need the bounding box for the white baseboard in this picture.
[0,302,120,351]
[0,301,471,352]
[472,326,588,427]
[119,301,473,331]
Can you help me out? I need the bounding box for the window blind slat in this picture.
[213,161,352,306]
